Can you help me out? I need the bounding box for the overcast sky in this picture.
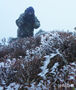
[0,0,76,40]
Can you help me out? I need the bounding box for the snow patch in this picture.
[38,53,57,79]
[51,62,59,74]
[56,49,68,64]
[6,83,20,90]
[0,86,3,90]
[0,62,4,67]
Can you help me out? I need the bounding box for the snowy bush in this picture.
[0,31,76,89]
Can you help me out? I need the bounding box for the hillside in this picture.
[0,31,76,89]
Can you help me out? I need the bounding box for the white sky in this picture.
[0,0,76,39]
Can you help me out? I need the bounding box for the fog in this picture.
[0,0,76,40]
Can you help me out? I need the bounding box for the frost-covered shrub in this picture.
[0,36,41,58]
[0,31,76,89]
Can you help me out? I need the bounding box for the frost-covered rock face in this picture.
[0,31,76,89]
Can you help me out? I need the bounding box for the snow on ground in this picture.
[0,62,4,67]
[38,53,57,79]
[56,49,68,64]
[50,62,59,74]
[0,58,16,68]
[67,62,76,81]
[0,86,3,90]
[6,83,20,90]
